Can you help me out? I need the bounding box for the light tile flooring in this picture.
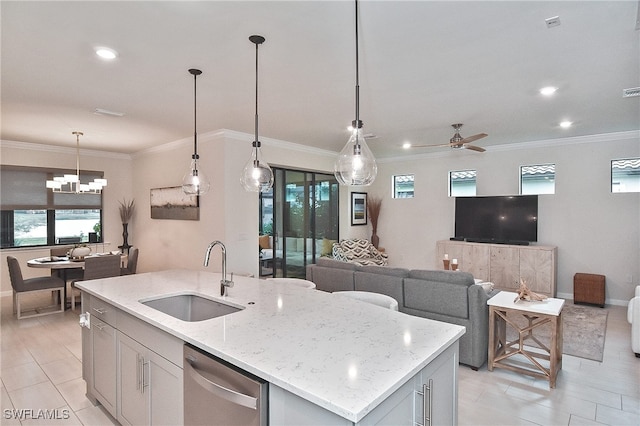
[1,293,638,425]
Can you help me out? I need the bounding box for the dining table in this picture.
[27,253,126,309]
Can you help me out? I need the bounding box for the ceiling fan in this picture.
[409,123,488,152]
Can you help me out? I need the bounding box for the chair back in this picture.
[7,256,26,292]
[83,255,121,281]
[126,248,139,274]
[50,246,72,257]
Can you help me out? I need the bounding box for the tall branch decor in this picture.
[367,196,382,249]
[118,199,135,254]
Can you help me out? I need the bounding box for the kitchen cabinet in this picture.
[81,294,183,425]
[437,240,557,296]
[117,332,183,426]
[269,342,458,425]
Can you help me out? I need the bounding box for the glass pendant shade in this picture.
[334,127,377,186]
[241,144,274,192]
[182,158,211,195]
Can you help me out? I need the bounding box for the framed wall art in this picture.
[351,192,367,226]
[150,186,199,220]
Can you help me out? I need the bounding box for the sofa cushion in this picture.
[317,257,356,271]
[354,267,406,306]
[404,270,475,319]
[356,264,409,278]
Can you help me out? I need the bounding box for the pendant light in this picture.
[46,131,107,193]
[182,68,211,195]
[334,0,377,186]
[241,35,274,193]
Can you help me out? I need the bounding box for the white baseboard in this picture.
[556,291,629,307]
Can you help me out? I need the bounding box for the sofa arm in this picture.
[467,284,490,367]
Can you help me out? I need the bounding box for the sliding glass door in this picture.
[260,168,338,278]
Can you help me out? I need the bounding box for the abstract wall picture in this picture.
[150,186,199,220]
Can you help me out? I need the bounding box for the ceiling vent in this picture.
[94,108,124,117]
[623,87,640,98]
[545,16,561,28]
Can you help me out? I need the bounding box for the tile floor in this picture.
[1,293,638,425]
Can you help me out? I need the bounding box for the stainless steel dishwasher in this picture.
[184,344,268,425]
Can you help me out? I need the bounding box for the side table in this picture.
[487,291,565,388]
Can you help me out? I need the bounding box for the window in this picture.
[611,158,640,193]
[449,170,476,197]
[1,165,104,248]
[520,164,555,195]
[393,174,414,198]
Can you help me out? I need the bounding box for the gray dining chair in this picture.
[7,256,65,319]
[50,246,84,282]
[120,247,138,275]
[70,255,121,310]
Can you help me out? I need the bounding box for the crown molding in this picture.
[0,139,131,160]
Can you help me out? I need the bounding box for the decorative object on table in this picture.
[350,192,367,226]
[443,253,450,270]
[367,195,382,248]
[182,68,211,196]
[151,186,199,220]
[69,244,91,259]
[118,198,135,254]
[45,131,107,194]
[450,258,459,271]
[333,0,377,186]
[514,279,547,302]
[241,34,274,193]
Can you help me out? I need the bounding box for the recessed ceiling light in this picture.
[560,120,572,128]
[402,142,412,149]
[539,86,558,96]
[95,47,118,60]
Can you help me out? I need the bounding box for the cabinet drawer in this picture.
[90,297,117,326]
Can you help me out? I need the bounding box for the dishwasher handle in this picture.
[185,356,258,410]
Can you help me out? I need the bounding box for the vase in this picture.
[69,246,91,259]
[118,223,132,254]
[371,232,380,249]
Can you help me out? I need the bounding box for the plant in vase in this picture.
[367,196,382,249]
[118,199,135,254]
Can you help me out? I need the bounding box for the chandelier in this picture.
[334,0,377,186]
[46,131,107,194]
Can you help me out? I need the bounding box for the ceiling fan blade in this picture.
[460,133,488,144]
[464,144,486,153]
[407,143,452,148]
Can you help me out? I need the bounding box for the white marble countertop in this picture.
[488,291,565,316]
[76,269,465,423]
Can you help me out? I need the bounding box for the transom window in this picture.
[393,174,414,198]
[611,158,640,193]
[520,164,556,195]
[449,170,476,197]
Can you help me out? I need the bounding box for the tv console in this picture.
[437,240,557,297]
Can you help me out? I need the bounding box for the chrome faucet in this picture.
[204,240,234,296]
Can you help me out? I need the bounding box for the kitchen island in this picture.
[76,269,465,425]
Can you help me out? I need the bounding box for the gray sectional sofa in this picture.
[306,257,490,370]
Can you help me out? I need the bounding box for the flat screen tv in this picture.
[454,195,538,245]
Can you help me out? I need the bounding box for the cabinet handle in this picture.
[142,359,149,393]
[92,307,106,315]
[136,353,142,392]
[415,379,433,426]
[94,322,106,331]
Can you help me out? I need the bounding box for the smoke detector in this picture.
[545,16,561,28]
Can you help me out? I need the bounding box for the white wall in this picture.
[0,141,132,293]
[364,131,640,305]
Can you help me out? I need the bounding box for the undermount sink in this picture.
[141,293,243,322]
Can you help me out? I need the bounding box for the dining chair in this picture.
[7,256,65,319]
[50,246,84,282]
[70,255,121,310]
[120,247,138,275]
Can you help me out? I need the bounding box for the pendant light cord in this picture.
[354,0,361,130]
[193,71,199,160]
[254,39,260,157]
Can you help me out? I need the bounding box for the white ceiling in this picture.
[2,1,639,159]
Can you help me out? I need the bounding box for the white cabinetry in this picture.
[269,342,458,425]
[436,240,557,296]
[81,294,183,425]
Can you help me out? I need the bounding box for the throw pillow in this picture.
[322,238,336,256]
[259,235,271,250]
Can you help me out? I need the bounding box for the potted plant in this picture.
[118,199,135,254]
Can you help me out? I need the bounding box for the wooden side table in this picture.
[487,291,565,388]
